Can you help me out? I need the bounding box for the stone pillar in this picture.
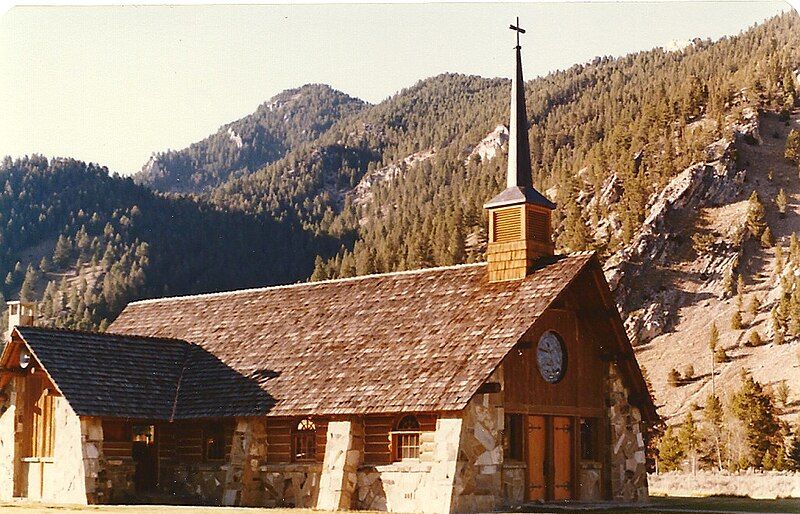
[316,418,363,510]
[426,416,463,514]
[0,383,16,500]
[81,417,103,504]
[240,418,267,506]
[223,418,253,506]
[606,363,648,502]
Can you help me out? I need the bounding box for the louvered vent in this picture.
[493,208,522,243]
[526,209,550,242]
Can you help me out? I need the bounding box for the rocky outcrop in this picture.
[604,110,759,344]
[465,125,509,164]
[352,149,435,206]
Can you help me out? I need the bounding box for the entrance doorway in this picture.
[131,425,158,492]
[526,415,574,502]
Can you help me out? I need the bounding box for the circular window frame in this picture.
[535,330,567,384]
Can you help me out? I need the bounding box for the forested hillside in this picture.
[136,84,367,193]
[2,13,798,350]
[0,156,318,330]
[194,13,799,279]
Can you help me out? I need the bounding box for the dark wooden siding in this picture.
[363,413,437,465]
[503,306,605,417]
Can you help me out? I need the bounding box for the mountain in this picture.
[1,12,799,437]
[136,84,367,193]
[0,156,320,330]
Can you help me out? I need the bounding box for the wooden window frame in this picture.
[292,418,317,462]
[391,415,421,461]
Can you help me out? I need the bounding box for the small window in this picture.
[392,415,421,461]
[204,422,225,461]
[503,414,524,461]
[580,418,600,461]
[293,418,317,461]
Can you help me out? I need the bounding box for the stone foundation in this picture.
[501,462,525,507]
[607,363,648,502]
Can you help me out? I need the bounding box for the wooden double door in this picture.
[526,415,574,502]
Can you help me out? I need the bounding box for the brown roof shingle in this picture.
[109,254,595,417]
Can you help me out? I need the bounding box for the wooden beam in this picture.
[476,382,502,394]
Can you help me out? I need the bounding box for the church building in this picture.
[0,24,656,512]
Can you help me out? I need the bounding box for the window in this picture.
[293,418,317,461]
[392,415,421,461]
[580,418,600,461]
[503,414,524,461]
[30,380,55,458]
[204,422,226,461]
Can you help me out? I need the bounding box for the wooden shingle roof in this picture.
[108,254,596,417]
[8,326,275,420]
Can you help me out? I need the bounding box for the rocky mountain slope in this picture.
[608,108,800,425]
[136,84,367,193]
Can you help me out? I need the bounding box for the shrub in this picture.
[745,330,764,347]
[667,368,682,387]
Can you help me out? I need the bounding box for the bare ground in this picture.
[635,110,800,424]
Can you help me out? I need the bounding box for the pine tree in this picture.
[731,310,743,330]
[786,129,800,163]
[722,269,735,298]
[52,234,73,268]
[788,429,800,471]
[657,426,685,472]
[745,330,763,347]
[749,296,761,317]
[776,188,789,218]
[746,191,766,238]
[775,381,790,409]
[737,275,745,309]
[760,227,773,248]
[678,411,702,474]
[19,264,38,302]
[730,373,782,467]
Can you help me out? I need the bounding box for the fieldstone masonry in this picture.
[317,419,363,510]
[606,363,648,502]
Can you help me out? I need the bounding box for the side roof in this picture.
[2,326,274,420]
[110,254,617,417]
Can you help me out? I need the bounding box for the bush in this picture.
[667,368,682,387]
[731,310,743,330]
[745,330,764,347]
[683,365,695,381]
[714,347,728,363]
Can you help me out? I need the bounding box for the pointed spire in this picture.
[508,45,533,189]
[484,19,554,210]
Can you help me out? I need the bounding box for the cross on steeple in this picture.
[509,17,525,49]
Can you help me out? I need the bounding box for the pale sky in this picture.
[0,2,794,175]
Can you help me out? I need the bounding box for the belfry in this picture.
[485,19,556,282]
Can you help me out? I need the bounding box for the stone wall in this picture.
[0,382,16,500]
[37,396,87,504]
[501,462,525,507]
[355,415,463,514]
[169,462,227,503]
[451,379,504,513]
[222,417,323,508]
[606,363,648,502]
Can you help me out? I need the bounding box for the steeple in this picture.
[484,19,555,283]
